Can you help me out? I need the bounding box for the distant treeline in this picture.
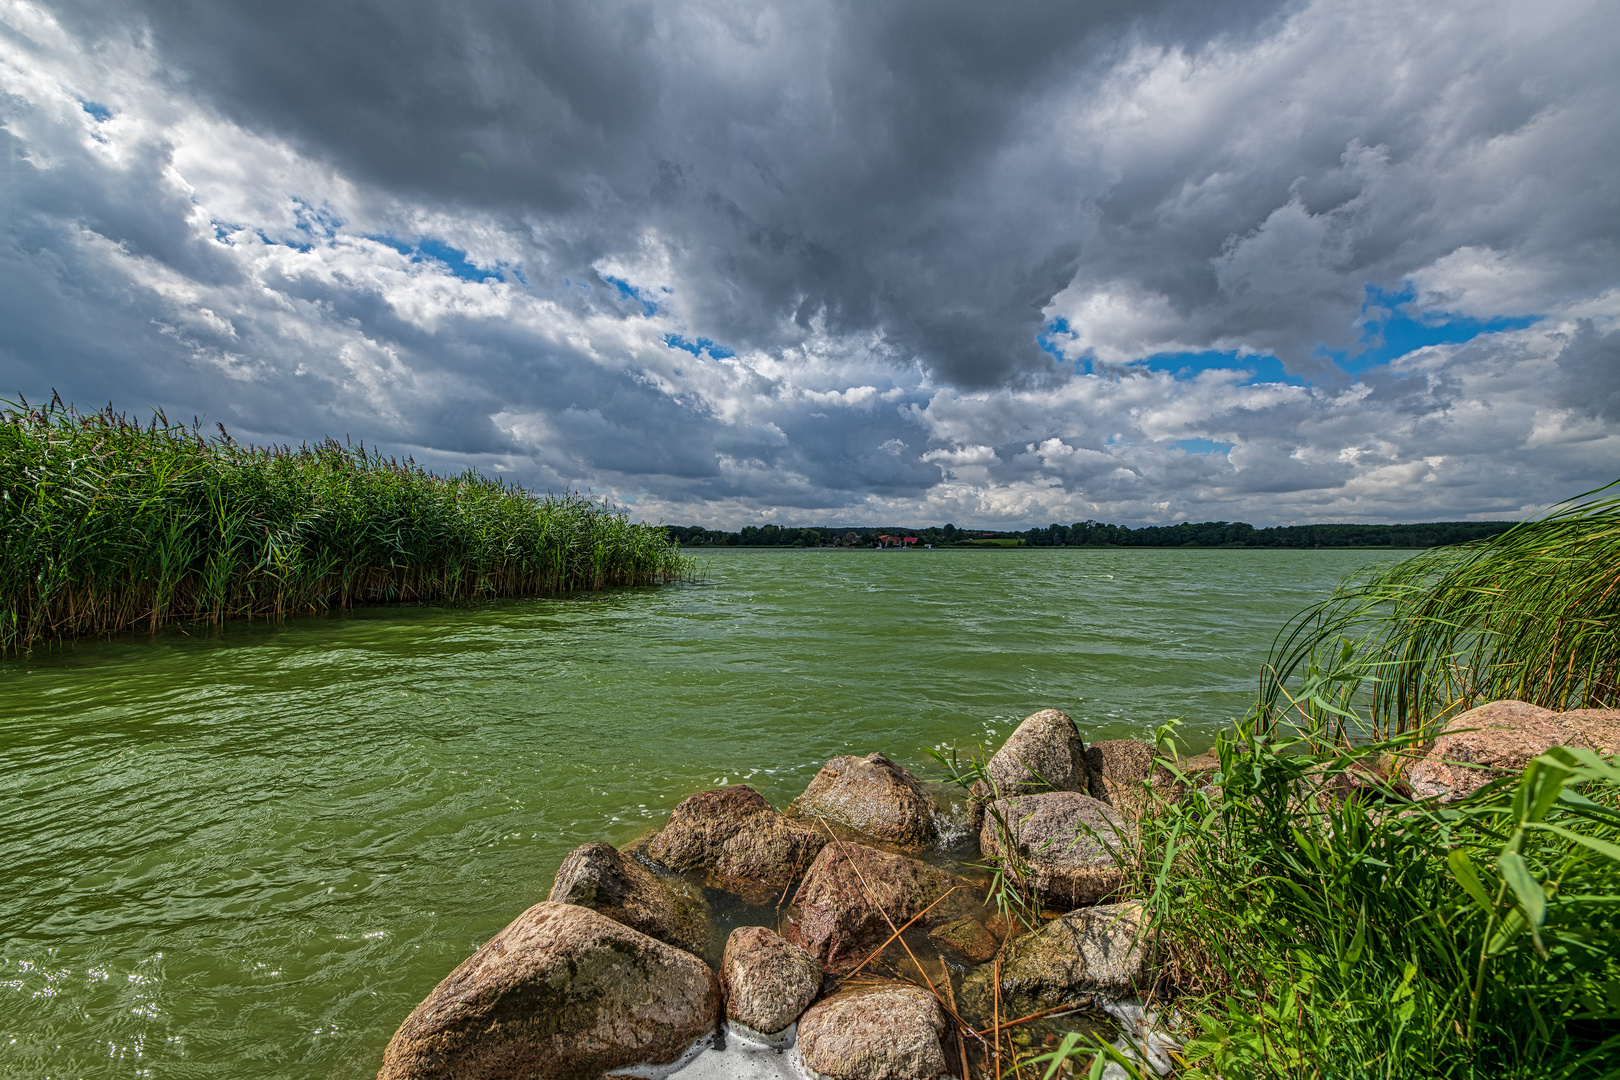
[664,519,1518,549]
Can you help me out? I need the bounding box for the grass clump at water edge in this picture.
[0,397,694,651]
[1259,481,1620,740]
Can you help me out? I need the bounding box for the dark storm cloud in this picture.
[1555,321,1620,423]
[2,0,1618,526]
[42,0,1288,387]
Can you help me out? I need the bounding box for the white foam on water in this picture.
[612,1025,816,1080]
[1100,998,1180,1078]
[723,1018,797,1050]
[930,799,977,850]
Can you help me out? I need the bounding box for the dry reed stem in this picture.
[992,950,1002,1079]
[805,817,989,1061]
[939,956,971,1080]
[973,1003,1074,1038]
[843,885,967,980]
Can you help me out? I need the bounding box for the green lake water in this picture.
[0,546,1401,1079]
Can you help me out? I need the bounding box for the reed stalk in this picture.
[0,397,693,651]
[1258,480,1620,740]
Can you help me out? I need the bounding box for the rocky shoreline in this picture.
[373,700,1619,1080]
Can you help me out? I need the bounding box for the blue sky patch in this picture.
[600,275,658,316]
[1038,317,1071,358]
[417,238,497,282]
[1335,285,1537,374]
[258,229,312,253]
[1099,285,1539,386]
[79,100,111,122]
[370,235,501,282]
[1136,350,1309,386]
[1175,437,1234,454]
[664,334,735,359]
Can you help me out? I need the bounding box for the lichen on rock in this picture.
[644,784,827,903]
[375,901,718,1080]
[783,840,971,974]
[796,983,950,1080]
[980,790,1131,909]
[547,840,711,957]
[718,925,822,1037]
[982,708,1092,797]
[792,752,939,849]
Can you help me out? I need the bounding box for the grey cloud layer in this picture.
[1,0,1617,526]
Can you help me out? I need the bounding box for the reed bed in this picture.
[0,398,693,652]
[1258,482,1620,740]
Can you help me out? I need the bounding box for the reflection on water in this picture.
[0,547,1397,1078]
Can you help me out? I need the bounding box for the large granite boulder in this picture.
[1408,700,1619,802]
[718,925,822,1039]
[960,903,1150,1026]
[797,983,950,1080]
[547,841,710,957]
[376,901,718,1080]
[792,752,938,848]
[645,785,827,903]
[783,841,969,974]
[980,791,1130,909]
[984,709,1092,797]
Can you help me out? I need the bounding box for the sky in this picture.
[1,0,1616,528]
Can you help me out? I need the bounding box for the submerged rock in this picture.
[1407,700,1618,802]
[375,901,718,1080]
[983,709,1092,797]
[796,983,949,1080]
[783,841,969,974]
[719,925,822,1038]
[960,903,1151,1025]
[645,785,827,903]
[980,791,1130,909]
[547,841,711,957]
[926,916,1000,964]
[792,752,938,848]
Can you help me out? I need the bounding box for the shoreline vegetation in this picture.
[666,520,1516,550]
[1092,486,1620,1080]
[0,398,692,653]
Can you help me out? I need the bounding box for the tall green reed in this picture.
[1258,481,1620,740]
[0,397,693,651]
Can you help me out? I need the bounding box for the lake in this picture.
[0,546,1399,1078]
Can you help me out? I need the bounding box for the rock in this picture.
[796,983,949,1080]
[1309,758,1411,803]
[1556,708,1620,755]
[960,903,1150,1024]
[783,841,969,974]
[980,791,1130,909]
[926,916,999,964]
[547,841,711,957]
[645,785,827,903]
[376,901,718,1080]
[793,752,939,848]
[1407,700,1612,802]
[718,925,822,1037]
[1084,739,1158,815]
[983,708,1092,797]
[1151,752,1221,802]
